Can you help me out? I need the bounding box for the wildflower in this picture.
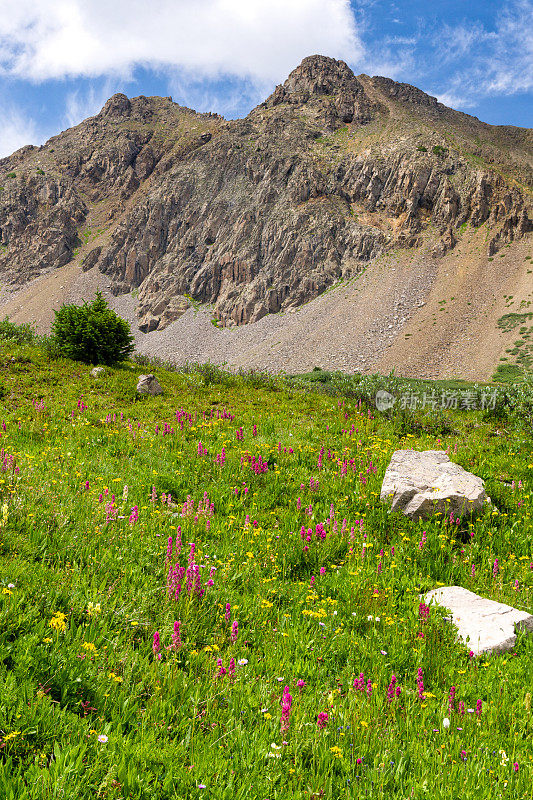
[386,674,397,703]
[493,559,499,577]
[460,750,467,761]
[153,631,161,660]
[443,718,450,729]
[87,602,101,617]
[217,658,227,678]
[225,603,231,623]
[354,672,365,692]
[237,658,248,666]
[475,699,482,716]
[171,621,182,650]
[296,679,306,692]
[449,685,456,712]
[49,612,67,633]
[416,668,424,701]
[280,685,292,732]
[513,763,519,772]
[97,735,108,744]
[317,712,329,729]
[231,620,238,643]
[319,567,326,575]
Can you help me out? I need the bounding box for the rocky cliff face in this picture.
[1,55,531,331]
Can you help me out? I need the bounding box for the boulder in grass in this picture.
[136,374,163,395]
[380,449,489,521]
[424,586,533,655]
[90,366,105,377]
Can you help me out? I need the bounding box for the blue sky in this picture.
[0,0,531,157]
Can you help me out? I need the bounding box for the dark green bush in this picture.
[51,291,134,365]
[432,145,448,157]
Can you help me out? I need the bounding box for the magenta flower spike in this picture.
[317,711,328,729]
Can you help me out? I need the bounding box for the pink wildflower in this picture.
[317,712,328,729]
[171,621,182,650]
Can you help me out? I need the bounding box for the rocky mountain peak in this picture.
[0,54,531,344]
[259,54,377,130]
[281,54,359,96]
[100,93,132,118]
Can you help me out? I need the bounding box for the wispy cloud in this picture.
[0,106,41,158]
[428,0,533,106]
[64,79,120,128]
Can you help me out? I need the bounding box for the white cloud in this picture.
[0,0,364,85]
[0,106,41,158]
[64,79,120,127]
[430,0,533,104]
[483,0,533,95]
[434,91,475,110]
[167,73,267,118]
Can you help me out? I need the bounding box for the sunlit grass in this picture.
[0,340,531,799]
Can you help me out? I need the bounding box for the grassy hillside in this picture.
[0,336,532,799]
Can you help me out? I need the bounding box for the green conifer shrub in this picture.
[51,291,134,365]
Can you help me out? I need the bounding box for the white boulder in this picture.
[380,449,489,520]
[424,585,533,655]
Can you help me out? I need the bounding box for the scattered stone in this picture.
[424,586,533,655]
[380,449,489,520]
[136,374,163,395]
[90,366,105,377]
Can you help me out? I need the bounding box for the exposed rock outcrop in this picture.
[0,55,531,331]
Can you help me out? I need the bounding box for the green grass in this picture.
[0,334,532,799]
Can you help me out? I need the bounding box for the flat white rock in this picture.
[380,449,489,520]
[424,586,533,655]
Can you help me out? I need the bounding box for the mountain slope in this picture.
[0,55,532,378]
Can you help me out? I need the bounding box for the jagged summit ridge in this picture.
[258,54,377,130]
[0,55,531,336]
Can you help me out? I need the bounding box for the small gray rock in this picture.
[424,586,533,655]
[136,373,163,395]
[380,449,489,520]
[90,366,105,377]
